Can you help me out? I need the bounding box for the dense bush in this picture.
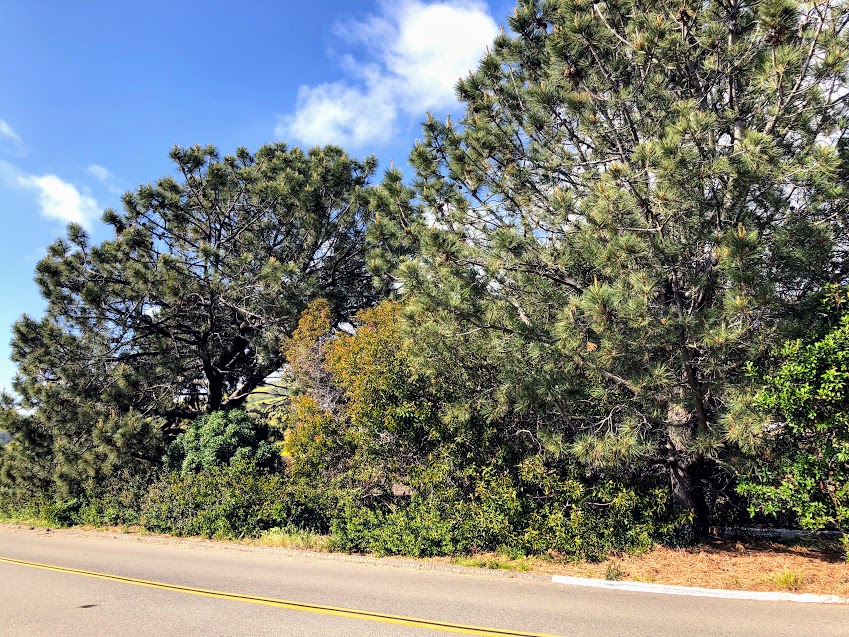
[1,410,290,537]
[0,459,306,541]
[164,410,281,474]
[73,470,155,527]
[329,459,679,561]
[736,290,849,544]
[141,410,294,538]
[0,486,59,524]
[140,460,289,538]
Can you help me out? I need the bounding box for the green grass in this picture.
[770,569,804,591]
[452,555,532,572]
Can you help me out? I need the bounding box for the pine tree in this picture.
[2,143,380,494]
[379,0,849,535]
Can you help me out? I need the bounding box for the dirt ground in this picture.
[441,540,849,597]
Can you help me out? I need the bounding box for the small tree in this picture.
[281,300,442,505]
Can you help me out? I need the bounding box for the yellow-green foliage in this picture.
[284,395,338,476]
[282,301,438,501]
[326,301,433,434]
[284,299,334,381]
[326,301,405,419]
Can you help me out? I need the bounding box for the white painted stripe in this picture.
[550,575,846,604]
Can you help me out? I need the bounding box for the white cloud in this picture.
[277,0,498,148]
[87,163,112,182]
[385,1,499,110]
[282,78,398,147]
[0,120,21,144]
[17,174,100,228]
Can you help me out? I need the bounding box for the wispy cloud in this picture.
[0,119,21,145]
[17,174,100,228]
[88,162,125,195]
[277,0,498,148]
[2,156,103,229]
[87,163,112,182]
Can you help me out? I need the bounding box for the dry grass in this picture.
[770,569,805,591]
[0,514,55,528]
[452,555,533,572]
[436,540,849,596]
[250,527,332,552]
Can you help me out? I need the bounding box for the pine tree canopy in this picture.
[376,0,849,534]
[2,143,381,492]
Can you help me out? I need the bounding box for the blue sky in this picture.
[0,0,514,393]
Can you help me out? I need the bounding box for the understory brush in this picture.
[139,460,290,538]
[327,467,682,562]
[0,459,683,561]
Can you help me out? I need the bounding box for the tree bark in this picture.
[668,456,709,540]
[203,360,224,414]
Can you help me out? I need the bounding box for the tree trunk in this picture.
[204,363,224,413]
[668,456,709,540]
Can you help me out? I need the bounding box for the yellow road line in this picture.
[0,556,561,637]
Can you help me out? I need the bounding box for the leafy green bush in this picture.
[518,481,679,560]
[329,458,679,561]
[164,410,280,474]
[140,459,289,538]
[74,470,154,527]
[0,486,59,525]
[329,486,676,561]
[737,291,849,542]
[330,497,457,557]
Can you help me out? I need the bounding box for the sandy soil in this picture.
[439,540,849,596]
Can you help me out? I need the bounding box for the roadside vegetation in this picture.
[2,0,848,579]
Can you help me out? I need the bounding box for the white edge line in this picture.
[550,575,846,604]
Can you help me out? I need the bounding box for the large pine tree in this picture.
[2,143,380,494]
[380,0,849,534]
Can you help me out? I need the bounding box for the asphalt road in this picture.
[0,525,847,636]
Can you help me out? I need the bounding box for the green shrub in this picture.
[330,494,459,557]
[164,410,281,475]
[517,482,678,561]
[736,289,849,546]
[74,470,154,527]
[140,459,289,538]
[328,461,679,561]
[0,487,60,526]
